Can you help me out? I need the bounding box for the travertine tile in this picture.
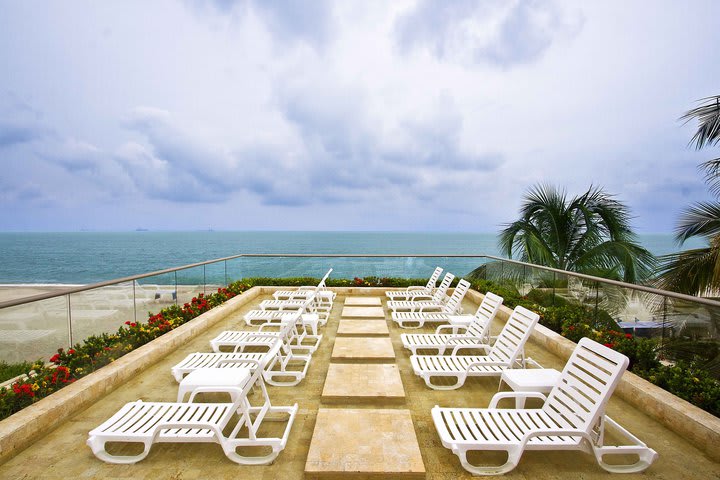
[331,337,395,362]
[322,364,405,402]
[341,306,385,318]
[305,408,424,478]
[337,319,389,336]
[344,297,382,306]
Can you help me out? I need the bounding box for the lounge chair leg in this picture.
[86,437,152,464]
[593,446,658,473]
[455,447,520,475]
[423,374,464,390]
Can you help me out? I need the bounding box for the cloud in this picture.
[394,0,583,67]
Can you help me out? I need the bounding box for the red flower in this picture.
[625,333,633,339]
[604,343,614,349]
[49,354,60,363]
[125,321,131,325]
[68,349,75,355]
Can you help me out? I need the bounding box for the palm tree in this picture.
[656,95,720,295]
[496,184,655,283]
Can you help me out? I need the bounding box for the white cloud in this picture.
[0,0,718,232]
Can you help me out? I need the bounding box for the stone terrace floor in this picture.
[1,293,719,479]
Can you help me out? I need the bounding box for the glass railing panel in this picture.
[0,296,69,363]
[136,272,178,313]
[203,261,227,295]
[175,265,205,306]
[225,257,243,284]
[68,281,135,344]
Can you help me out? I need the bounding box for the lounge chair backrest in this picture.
[319,269,333,286]
[488,306,539,365]
[424,267,443,290]
[443,279,470,313]
[542,338,629,433]
[432,273,455,303]
[475,292,503,324]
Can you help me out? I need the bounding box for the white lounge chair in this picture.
[387,273,455,312]
[172,321,312,387]
[390,279,471,327]
[432,337,658,474]
[400,292,503,354]
[211,308,322,354]
[245,289,328,329]
[410,305,539,390]
[385,266,443,301]
[87,341,298,465]
[272,268,335,304]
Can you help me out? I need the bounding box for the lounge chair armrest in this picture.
[449,341,491,355]
[435,324,467,334]
[406,286,428,292]
[297,286,314,291]
[489,391,547,408]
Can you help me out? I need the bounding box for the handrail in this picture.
[1,253,719,310]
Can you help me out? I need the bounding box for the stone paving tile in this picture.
[322,364,405,403]
[337,319,389,336]
[331,337,395,362]
[341,306,385,318]
[344,297,382,306]
[305,408,424,478]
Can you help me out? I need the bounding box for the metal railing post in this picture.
[174,271,178,306]
[133,280,137,323]
[66,294,73,347]
[203,264,206,295]
[224,260,228,286]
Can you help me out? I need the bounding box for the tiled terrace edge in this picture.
[0,286,262,464]
[464,289,720,462]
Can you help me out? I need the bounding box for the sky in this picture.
[0,0,718,233]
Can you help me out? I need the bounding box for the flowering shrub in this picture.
[0,282,249,421]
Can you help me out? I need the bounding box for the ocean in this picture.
[0,231,704,285]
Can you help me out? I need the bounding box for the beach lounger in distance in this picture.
[385,266,443,301]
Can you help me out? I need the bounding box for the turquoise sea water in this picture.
[0,231,704,285]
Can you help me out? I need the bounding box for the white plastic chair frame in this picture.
[272,268,335,302]
[385,266,443,301]
[87,341,298,465]
[391,279,471,327]
[211,307,322,354]
[432,337,658,475]
[400,292,503,354]
[410,305,539,390]
[172,327,312,387]
[387,273,455,312]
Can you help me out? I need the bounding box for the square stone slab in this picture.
[341,306,385,318]
[344,296,382,306]
[322,364,405,403]
[337,319,389,336]
[305,408,425,479]
[331,337,395,362]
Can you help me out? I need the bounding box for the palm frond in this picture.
[680,95,720,149]
[700,158,720,196]
[674,202,720,244]
[655,246,720,295]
